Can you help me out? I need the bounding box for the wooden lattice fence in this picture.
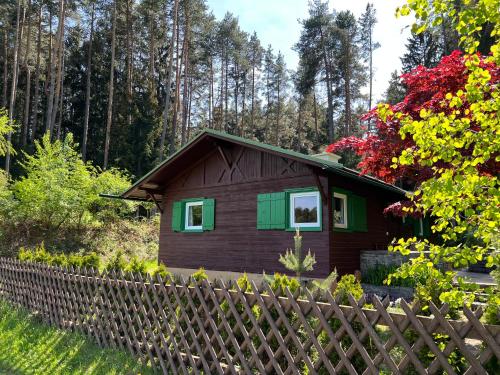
[0,258,499,374]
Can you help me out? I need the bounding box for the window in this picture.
[333,193,348,228]
[289,191,320,228]
[172,198,215,232]
[185,201,203,230]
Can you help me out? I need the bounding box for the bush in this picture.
[362,263,417,287]
[126,256,148,276]
[80,252,101,269]
[334,274,364,305]
[191,267,208,283]
[152,263,172,280]
[17,245,101,271]
[104,251,127,273]
[267,273,300,294]
[1,133,137,255]
[237,272,252,293]
[50,254,68,267]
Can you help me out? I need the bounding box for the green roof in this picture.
[122,128,407,199]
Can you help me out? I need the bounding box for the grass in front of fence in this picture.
[0,300,157,375]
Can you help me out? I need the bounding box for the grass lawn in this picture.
[0,300,158,375]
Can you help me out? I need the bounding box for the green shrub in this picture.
[18,247,34,262]
[104,250,127,273]
[485,288,500,325]
[152,263,172,280]
[237,272,252,292]
[29,243,52,264]
[126,256,148,276]
[191,267,208,283]
[268,273,300,294]
[50,254,68,267]
[80,252,100,269]
[67,254,83,268]
[334,274,364,305]
[362,263,417,287]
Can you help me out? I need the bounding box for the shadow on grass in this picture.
[0,300,158,374]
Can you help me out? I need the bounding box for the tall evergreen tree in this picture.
[401,31,443,73]
[358,3,380,116]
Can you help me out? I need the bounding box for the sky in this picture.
[206,0,413,102]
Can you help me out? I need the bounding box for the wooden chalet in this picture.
[118,129,409,278]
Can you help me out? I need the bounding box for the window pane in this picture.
[188,204,203,227]
[334,197,345,225]
[294,195,318,223]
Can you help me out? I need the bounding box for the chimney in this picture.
[312,152,342,164]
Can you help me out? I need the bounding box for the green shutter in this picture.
[257,193,271,229]
[270,192,287,229]
[202,198,215,231]
[349,194,367,232]
[172,201,183,232]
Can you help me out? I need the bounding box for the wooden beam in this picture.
[310,166,327,202]
[216,144,232,170]
[145,189,164,214]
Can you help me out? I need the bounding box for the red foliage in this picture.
[328,51,500,216]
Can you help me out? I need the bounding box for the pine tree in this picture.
[333,10,367,137]
[358,3,380,117]
[401,31,443,73]
[278,229,316,284]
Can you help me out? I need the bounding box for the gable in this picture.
[169,143,311,191]
[120,130,406,202]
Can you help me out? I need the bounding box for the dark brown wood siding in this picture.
[159,143,332,278]
[329,176,404,275]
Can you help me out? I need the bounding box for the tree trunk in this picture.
[250,62,255,136]
[159,0,178,160]
[344,34,352,136]
[169,15,182,154]
[208,57,213,128]
[186,77,192,139]
[148,8,156,105]
[367,29,373,132]
[219,44,224,131]
[224,51,228,132]
[234,61,239,135]
[126,0,133,128]
[181,4,190,145]
[21,0,33,147]
[44,8,52,101]
[241,71,246,136]
[31,5,42,142]
[55,53,64,140]
[319,26,334,142]
[82,2,94,161]
[2,29,8,108]
[5,0,25,173]
[313,88,319,143]
[103,0,117,169]
[49,0,66,137]
[45,0,62,135]
[276,73,280,146]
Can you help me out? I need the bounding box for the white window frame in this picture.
[289,191,321,228]
[185,201,203,230]
[333,193,348,229]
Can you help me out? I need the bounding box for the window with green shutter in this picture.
[257,188,322,231]
[333,188,367,232]
[171,198,215,233]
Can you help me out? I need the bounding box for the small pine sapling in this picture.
[278,228,316,284]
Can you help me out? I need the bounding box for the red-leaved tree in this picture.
[327,51,500,215]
